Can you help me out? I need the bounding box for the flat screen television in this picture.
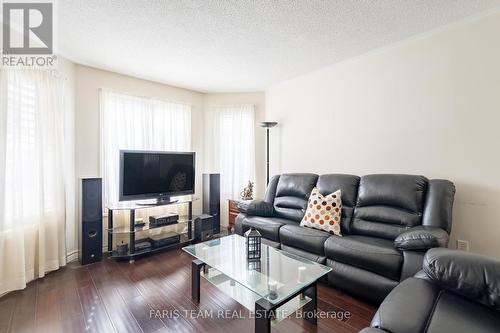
[119,150,195,203]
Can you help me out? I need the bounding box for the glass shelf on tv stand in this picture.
[107,217,193,234]
[107,196,199,211]
[110,232,193,259]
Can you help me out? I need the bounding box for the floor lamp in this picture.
[260,121,278,184]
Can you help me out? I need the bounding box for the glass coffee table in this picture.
[183,234,332,333]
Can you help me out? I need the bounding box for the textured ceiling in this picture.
[58,0,500,92]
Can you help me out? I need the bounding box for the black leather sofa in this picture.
[360,248,500,333]
[235,173,455,303]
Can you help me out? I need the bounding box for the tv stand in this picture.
[106,197,198,263]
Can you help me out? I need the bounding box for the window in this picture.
[205,104,255,202]
[4,76,37,223]
[3,71,63,225]
[100,89,192,205]
[1,69,68,294]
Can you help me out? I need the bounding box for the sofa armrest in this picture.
[394,226,448,251]
[423,248,500,310]
[370,277,441,333]
[237,200,274,217]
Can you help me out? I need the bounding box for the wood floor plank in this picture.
[124,295,167,333]
[88,262,144,333]
[0,293,16,333]
[77,282,116,333]
[35,287,63,333]
[93,259,142,301]
[59,287,87,333]
[112,258,195,333]
[54,266,88,333]
[9,282,37,333]
[139,288,195,333]
[118,255,224,332]
[0,248,375,333]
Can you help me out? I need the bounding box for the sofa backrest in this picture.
[264,173,455,239]
[316,174,360,234]
[352,174,428,240]
[272,173,318,221]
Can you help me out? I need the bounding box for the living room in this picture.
[1,1,500,332]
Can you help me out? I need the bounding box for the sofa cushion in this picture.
[316,174,360,233]
[352,174,428,240]
[261,238,280,249]
[425,291,500,333]
[357,174,428,211]
[300,188,342,235]
[280,244,326,264]
[279,224,330,255]
[238,216,295,242]
[369,278,500,333]
[327,259,398,304]
[273,173,318,221]
[325,235,403,280]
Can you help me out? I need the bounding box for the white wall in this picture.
[203,92,266,227]
[266,11,500,258]
[73,65,205,254]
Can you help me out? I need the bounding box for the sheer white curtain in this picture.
[0,69,67,295]
[100,89,191,205]
[205,105,255,225]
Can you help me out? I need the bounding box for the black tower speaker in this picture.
[202,173,220,233]
[79,178,103,265]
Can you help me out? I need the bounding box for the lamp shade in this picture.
[260,121,278,128]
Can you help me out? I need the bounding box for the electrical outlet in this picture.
[456,240,470,251]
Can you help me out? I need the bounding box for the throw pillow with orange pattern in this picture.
[300,188,342,236]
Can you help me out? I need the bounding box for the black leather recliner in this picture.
[235,173,455,303]
[360,248,500,333]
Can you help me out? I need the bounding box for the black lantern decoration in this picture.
[244,227,262,261]
[247,260,261,271]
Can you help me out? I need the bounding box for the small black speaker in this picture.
[203,173,220,233]
[194,214,214,242]
[79,178,103,265]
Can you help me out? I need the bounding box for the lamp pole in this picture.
[260,121,278,185]
[266,127,270,184]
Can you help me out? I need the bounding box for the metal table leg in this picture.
[191,259,205,302]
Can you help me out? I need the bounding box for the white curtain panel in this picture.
[100,89,192,206]
[205,104,256,225]
[0,68,67,295]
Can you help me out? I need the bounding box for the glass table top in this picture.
[183,234,331,305]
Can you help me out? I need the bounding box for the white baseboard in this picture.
[66,250,79,263]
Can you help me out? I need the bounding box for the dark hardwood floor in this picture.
[0,249,376,333]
